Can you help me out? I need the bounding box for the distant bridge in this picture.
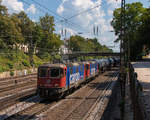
[61,52,121,60]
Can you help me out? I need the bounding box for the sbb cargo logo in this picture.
[70,72,80,84]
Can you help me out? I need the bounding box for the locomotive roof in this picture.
[39,63,66,68]
[66,62,79,66]
[82,61,90,64]
[90,61,96,64]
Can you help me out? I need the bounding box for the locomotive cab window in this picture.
[49,68,63,78]
[38,67,48,77]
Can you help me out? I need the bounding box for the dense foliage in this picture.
[0,2,63,71]
[68,35,112,53]
[111,2,150,60]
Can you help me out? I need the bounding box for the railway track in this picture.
[62,72,118,120]
[5,99,57,120]
[83,72,118,120]
[0,75,37,90]
[0,83,36,98]
[0,80,36,94]
[40,69,119,120]
[1,69,118,120]
[0,87,36,111]
[0,95,41,120]
[0,74,37,117]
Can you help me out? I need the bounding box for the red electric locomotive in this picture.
[37,63,67,97]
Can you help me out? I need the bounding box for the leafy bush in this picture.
[22,60,30,67]
[10,71,14,76]
[38,52,52,61]
[0,49,45,73]
[7,63,13,69]
[28,69,31,74]
[0,66,3,72]
[33,55,44,67]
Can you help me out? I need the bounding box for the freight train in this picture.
[37,58,119,98]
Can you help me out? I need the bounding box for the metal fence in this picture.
[129,63,148,120]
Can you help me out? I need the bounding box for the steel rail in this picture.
[62,71,118,120]
[83,72,119,120]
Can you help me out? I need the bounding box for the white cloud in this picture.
[2,0,24,13]
[57,4,64,14]
[56,0,120,51]
[107,9,113,16]
[27,4,36,14]
[106,0,121,8]
[66,28,77,36]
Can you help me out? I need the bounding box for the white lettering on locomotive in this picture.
[91,68,96,75]
[70,72,80,84]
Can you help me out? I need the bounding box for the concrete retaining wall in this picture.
[0,68,37,78]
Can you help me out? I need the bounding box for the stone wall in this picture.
[0,68,37,78]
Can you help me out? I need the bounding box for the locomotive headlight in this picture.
[47,80,51,84]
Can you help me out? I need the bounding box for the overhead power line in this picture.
[27,0,90,34]
[60,0,107,22]
[21,0,88,35]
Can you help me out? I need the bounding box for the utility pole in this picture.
[120,0,126,119]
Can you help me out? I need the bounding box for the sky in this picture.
[1,0,150,52]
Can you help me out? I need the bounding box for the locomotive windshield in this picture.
[49,68,63,78]
[38,67,48,77]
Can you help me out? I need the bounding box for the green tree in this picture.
[0,1,8,16]
[39,13,62,55]
[32,24,43,54]
[68,35,112,53]
[39,13,55,51]
[139,8,150,55]
[111,2,147,60]
[15,11,34,45]
[0,4,23,49]
[15,12,36,63]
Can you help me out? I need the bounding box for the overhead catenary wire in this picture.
[19,0,79,34]
[1,1,118,50]
[58,0,107,22]
[20,0,84,35]
[54,0,108,36]
[22,0,113,37]
[26,0,90,34]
